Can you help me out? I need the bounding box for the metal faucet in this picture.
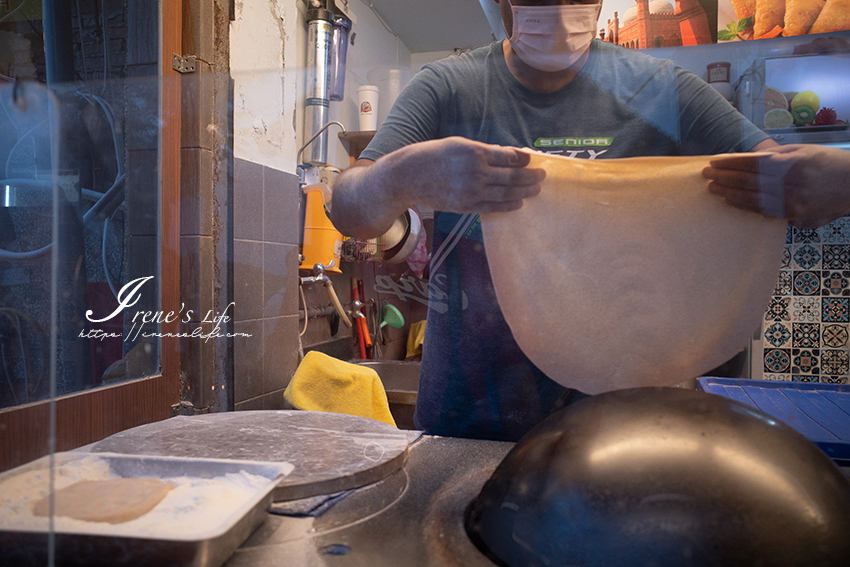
[299,261,353,329]
[299,261,334,286]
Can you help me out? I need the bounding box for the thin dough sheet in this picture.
[482,152,786,394]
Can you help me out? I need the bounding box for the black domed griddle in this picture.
[465,387,850,567]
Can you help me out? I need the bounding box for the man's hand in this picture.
[386,137,544,213]
[331,137,545,238]
[702,144,850,229]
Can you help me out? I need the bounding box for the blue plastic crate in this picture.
[696,377,850,465]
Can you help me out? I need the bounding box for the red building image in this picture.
[604,0,712,49]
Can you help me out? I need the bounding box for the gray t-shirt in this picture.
[361,40,768,442]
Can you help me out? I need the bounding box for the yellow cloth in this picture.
[284,351,396,427]
[406,320,426,359]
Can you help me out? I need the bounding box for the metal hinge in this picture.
[172,53,196,74]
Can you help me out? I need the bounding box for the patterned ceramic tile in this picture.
[793,245,821,270]
[791,323,819,348]
[765,322,792,347]
[791,297,820,322]
[821,349,850,375]
[821,218,850,244]
[792,271,821,295]
[774,271,792,296]
[822,324,849,348]
[764,373,791,381]
[821,270,850,296]
[793,227,820,244]
[823,244,850,269]
[759,217,850,381]
[781,247,791,269]
[765,297,790,321]
[822,297,850,322]
[792,375,819,382]
[764,348,791,373]
[791,348,819,374]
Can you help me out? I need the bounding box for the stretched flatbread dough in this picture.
[482,152,786,395]
[809,0,850,34]
[32,478,174,524]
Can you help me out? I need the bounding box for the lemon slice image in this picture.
[764,108,794,129]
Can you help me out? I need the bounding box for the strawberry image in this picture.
[814,107,838,126]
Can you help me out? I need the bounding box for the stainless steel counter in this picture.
[224,436,514,567]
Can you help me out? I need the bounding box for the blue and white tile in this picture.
[822,297,850,323]
[792,271,821,295]
[791,348,819,375]
[792,375,819,382]
[764,322,793,348]
[764,373,791,381]
[821,270,850,296]
[822,244,850,270]
[763,348,791,373]
[792,244,822,270]
[821,349,849,376]
[765,296,790,322]
[781,247,791,269]
[820,217,850,244]
[774,270,792,296]
[793,227,820,244]
[822,324,849,348]
[791,296,820,322]
[791,322,819,348]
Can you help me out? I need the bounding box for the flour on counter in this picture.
[0,456,273,538]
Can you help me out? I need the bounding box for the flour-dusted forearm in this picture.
[330,137,545,239]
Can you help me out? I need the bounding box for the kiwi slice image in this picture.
[791,104,816,125]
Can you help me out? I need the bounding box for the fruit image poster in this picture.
[760,53,850,130]
[718,0,850,42]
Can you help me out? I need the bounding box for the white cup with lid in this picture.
[357,85,380,131]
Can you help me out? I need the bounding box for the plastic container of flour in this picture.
[0,452,293,567]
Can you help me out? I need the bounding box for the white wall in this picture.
[230,0,414,173]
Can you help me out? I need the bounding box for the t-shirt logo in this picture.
[534,137,613,148]
[534,137,612,159]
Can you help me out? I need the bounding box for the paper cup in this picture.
[357,85,379,131]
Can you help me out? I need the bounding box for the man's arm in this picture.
[703,143,850,229]
[329,137,545,239]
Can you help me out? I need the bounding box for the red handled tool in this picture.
[351,278,367,359]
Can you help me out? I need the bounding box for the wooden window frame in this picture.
[0,0,182,473]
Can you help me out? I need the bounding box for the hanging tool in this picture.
[357,279,373,358]
[380,304,405,329]
[351,278,367,359]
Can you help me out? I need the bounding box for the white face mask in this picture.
[506,1,602,72]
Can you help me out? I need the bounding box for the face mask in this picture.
[506,1,602,72]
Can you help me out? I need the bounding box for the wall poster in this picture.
[599,0,850,48]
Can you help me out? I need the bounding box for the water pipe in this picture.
[299,261,353,329]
